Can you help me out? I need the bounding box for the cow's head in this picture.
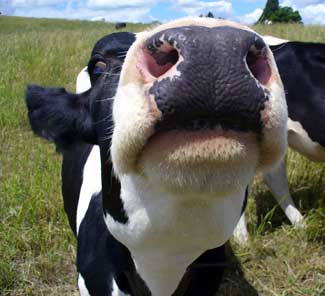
[26,19,287,292]
[111,18,287,194]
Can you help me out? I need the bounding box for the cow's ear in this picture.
[25,84,97,151]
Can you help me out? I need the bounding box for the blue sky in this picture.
[1,1,325,24]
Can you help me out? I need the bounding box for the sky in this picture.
[1,0,325,25]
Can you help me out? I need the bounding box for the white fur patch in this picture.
[263,35,288,46]
[78,274,91,296]
[105,175,247,296]
[112,278,130,296]
[76,146,102,234]
[76,66,91,94]
[263,159,305,227]
[287,118,325,161]
[285,205,305,227]
[233,213,249,244]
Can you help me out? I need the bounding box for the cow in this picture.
[115,22,127,30]
[25,18,288,295]
[234,35,325,243]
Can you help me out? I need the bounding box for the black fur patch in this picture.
[25,85,96,150]
[61,143,93,234]
[271,42,325,146]
[77,193,150,295]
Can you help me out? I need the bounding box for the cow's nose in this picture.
[139,26,272,133]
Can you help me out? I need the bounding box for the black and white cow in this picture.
[235,35,325,242]
[25,18,288,295]
[115,22,127,30]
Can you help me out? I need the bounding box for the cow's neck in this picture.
[104,175,247,296]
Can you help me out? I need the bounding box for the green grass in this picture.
[0,16,324,295]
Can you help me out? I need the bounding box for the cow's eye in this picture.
[94,61,107,75]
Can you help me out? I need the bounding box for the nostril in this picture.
[246,43,271,85]
[141,41,179,78]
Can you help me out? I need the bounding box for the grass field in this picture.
[0,15,324,296]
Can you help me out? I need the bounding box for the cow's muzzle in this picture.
[138,26,271,134]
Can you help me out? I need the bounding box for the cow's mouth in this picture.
[154,115,263,135]
[138,127,260,194]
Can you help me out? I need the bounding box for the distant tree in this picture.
[206,11,214,18]
[258,0,302,24]
[258,0,279,23]
[272,6,302,23]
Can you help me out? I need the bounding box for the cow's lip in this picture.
[139,113,266,167]
[154,117,263,135]
[137,126,260,181]
[148,124,256,144]
[146,126,251,145]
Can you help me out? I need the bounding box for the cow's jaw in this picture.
[104,174,247,295]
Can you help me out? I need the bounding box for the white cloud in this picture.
[87,0,154,9]
[281,0,323,9]
[172,0,233,18]
[300,3,325,24]
[280,1,325,24]
[2,0,325,24]
[13,5,152,22]
[10,0,67,7]
[0,0,14,14]
[3,0,153,22]
[240,8,262,24]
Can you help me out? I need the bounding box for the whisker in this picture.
[111,65,122,69]
[106,124,114,131]
[92,114,113,125]
[100,133,113,143]
[97,97,115,102]
[103,72,121,76]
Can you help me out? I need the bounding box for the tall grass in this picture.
[0,16,324,295]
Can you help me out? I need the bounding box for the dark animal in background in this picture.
[115,22,126,30]
[25,18,288,295]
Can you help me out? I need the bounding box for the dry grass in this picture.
[0,16,324,295]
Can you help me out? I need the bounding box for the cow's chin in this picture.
[137,129,259,195]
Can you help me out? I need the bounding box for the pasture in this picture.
[0,16,324,295]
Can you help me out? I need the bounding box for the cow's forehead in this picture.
[136,17,254,40]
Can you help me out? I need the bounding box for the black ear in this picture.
[25,84,97,151]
